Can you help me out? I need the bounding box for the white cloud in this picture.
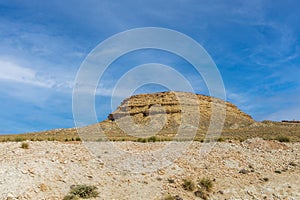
[0,60,50,87]
[0,59,73,90]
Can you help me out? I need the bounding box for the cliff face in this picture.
[99,92,254,137]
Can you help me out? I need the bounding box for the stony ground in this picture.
[0,138,299,200]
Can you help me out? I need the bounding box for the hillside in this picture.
[1,91,300,142]
[0,139,299,199]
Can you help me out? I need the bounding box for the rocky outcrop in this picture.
[105,91,254,131]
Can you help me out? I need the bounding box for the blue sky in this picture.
[0,0,299,133]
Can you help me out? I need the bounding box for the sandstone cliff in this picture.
[97,91,255,140]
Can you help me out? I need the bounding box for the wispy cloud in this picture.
[0,59,53,88]
[0,59,73,90]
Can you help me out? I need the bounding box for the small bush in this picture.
[64,184,98,199]
[75,137,81,141]
[239,138,246,142]
[21,142,29,149]
[15,137,25,142]
[136,136,158,143]
[198,178,213,192]
[137,138,147,143]
[63,195,79,200]
[193,178,214,199]
[276,136,290,142]
[148,136,157,142]
[217,137,224,142]
[182,179,195,191]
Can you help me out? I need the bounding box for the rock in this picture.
[262,177,269,182]
[168,178,175,183]
[218,190,224,194]
[39,183,47,192]
[6,193,14,200]
[289,161,298,167]
[239,169,250,174]
[174,195,183,200]
[157,169,165,175]
[194,190,209,199]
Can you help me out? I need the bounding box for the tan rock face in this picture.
[100,92,254,138]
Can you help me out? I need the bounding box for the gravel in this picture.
[0,138,299,199]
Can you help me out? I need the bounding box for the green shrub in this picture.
[182,179,195,191]
[15,137,25,142]
[239,138,245,142]
[137,138,147,143]
[63,195,80,200]
[198,178,213,192]
[75,137,81,141]
[21,142,29,149]
[64,184,98,199]
[193,178,214,199]
[217,137,224,142]
[276,136,290,142]
[47,137,55,141]
[148,136,157,142]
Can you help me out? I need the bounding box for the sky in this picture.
[0,0,299,133]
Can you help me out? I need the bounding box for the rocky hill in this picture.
[93,91,255,141]
[107,91,253,127]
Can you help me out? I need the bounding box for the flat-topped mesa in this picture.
[107,91,254,129]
